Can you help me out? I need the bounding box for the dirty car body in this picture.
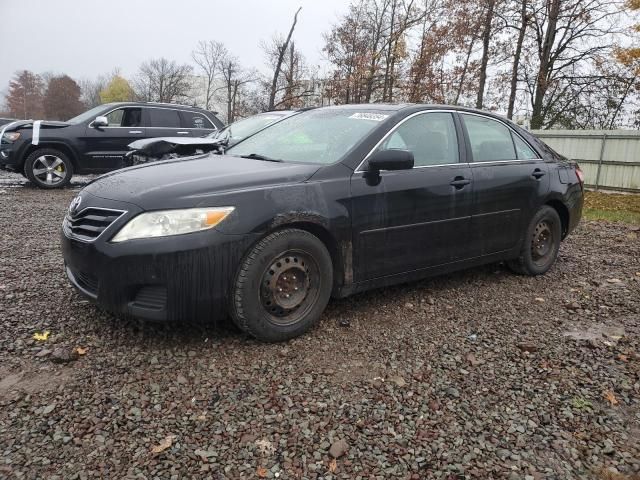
[60,104,584,341]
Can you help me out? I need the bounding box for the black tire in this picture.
[24,148,73,189]
[230,228,333,342]
[507,206,562,276]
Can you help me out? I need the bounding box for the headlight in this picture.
[2,132,20,143]
[111,207,234,242]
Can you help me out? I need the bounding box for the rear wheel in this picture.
[230,229,333,342]
[24,148,73,189]
[507,206,562,276]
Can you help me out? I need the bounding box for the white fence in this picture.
[530,130,640,192]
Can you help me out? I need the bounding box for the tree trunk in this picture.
[507,0,528,119]
[268,7,301,110]
[476,0,496,109]
[454,36,475,105]
[531,0,560,129]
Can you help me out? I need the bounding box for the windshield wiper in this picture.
[240,153,283,162]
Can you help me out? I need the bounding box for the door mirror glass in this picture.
[93,116,108,128]
[368,149,414,172]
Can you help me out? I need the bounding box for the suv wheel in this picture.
[230,229,333,342]
[507,206,562,276]
[24,148,73,189]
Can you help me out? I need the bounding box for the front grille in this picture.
[131,286,167,310]
[64,207,125,242]
[74,270,99,295]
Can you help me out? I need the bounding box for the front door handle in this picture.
[129,130,143,134]
[177,131,190,135]
[532,169,546,179]
[450,177,471,189]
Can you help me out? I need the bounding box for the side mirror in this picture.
[93,116,108,128]
[367,149,414,173]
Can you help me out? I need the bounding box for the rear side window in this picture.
[148,108,181,128]
[512,133,538,159]
[462,115,517,162]
[180,111,214,129]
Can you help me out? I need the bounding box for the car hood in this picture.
[2,120,70,131]
[84,154,322,210]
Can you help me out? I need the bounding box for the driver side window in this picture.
[105,108,142,127]
[377,112,459,167]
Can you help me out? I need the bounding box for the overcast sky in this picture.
[0,0,349,92]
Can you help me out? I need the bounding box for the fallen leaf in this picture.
[604,390,618,406]
[151,435,176,454]
[257,466,268,478]
[74,347,87,355]
[329,458,337,473]
[617,354,628,362]
[33,331,50,341]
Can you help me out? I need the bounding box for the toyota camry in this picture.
[61,104,584,342]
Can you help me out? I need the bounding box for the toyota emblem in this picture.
[69,196,82,216]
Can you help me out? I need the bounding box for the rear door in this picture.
[350,111,473,281]
[459,113,550,256]
[144,107,188,139]
[179,110,217,137]
[80,107,146,171]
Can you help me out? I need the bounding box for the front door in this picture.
[350,112,473,281]
[80,107,146,171]
[459,113,550,256]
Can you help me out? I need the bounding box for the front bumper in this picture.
[0,146,18,170]
[61,192,258,322]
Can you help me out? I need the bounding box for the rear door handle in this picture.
[450,177,471,189]
[129,130,143,134]
[532,169,546,179]
[177,131,190,135]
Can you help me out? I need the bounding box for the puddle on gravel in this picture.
[563,323,626,344]
[0,365,72,399]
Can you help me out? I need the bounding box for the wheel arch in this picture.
[22,142,79,173]
[266,219,348,296]
[545,199,570,239]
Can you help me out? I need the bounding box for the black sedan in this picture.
[61,104,584,342]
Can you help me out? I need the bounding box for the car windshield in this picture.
[208,113,288,140]
[226,109,389,164]
[67,105,110,124]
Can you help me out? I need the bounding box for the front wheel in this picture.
[507,206,562,276]
[230,229,333,342]
[24,148,73,189]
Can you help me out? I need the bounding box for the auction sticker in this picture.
[349,112,389,121]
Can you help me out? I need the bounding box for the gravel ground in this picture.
[0,173,639,480]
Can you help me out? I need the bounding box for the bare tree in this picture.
[267,7,302,110]
[476,0,497,108]
[527,0,624,129]
[220,55,255,123]
[192,40,227,109]
[506,0,529,119]
[134,58,193,104]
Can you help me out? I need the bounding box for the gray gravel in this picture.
[0,176,639,479]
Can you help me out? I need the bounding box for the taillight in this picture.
[575,165,584,187]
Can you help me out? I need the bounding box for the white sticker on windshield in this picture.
[349,112,389,122]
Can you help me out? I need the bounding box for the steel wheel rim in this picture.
[32,155,66,185]
[260,251,320,326]
[531,220,554,265]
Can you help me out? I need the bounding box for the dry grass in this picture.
[584,191,640,224]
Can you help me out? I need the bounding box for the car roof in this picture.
[311,103,514,123]
[103,102,210,110]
